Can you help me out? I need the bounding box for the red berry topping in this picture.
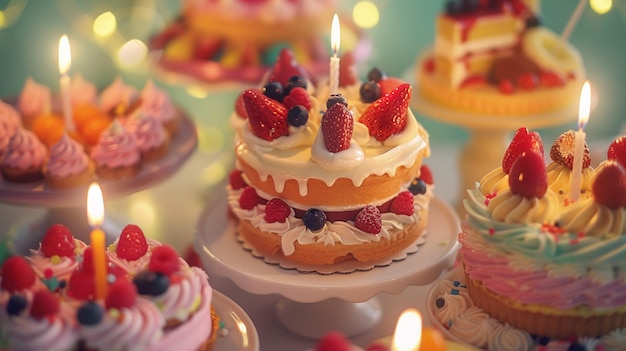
[390,191,415,216]
[379,77,406,95]
[81,246,95,272]
[423,58,435,74]
[508,150,548,199]
[229,169,247,190]
[592,161,626,209]
[315,331,352,351]
[355,205,382,234]
[264,198,291,223]
[517,73,538,90]
[550,130,591,170]
[239,186,261,210]
[105,278,137,310]
[30,290,60,320]
[243,89,289,141]
[234,91,250,119]
[498,79,515,95]
[502,127,544,174]
[419,164,434,185]
[607,136,626,168]
[116,224,148,261]
[1,256,36,293]
[460,75,488,88]
[539,71,565,88]
[339,51,358,87]
[268,49,310,87]
[67,268,95,300]
[359,83,411,142]
[321,103,354,153]
[148,245,180,276]
[41,224,75,258]
[283,87,311,111]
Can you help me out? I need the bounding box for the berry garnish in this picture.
[265,198,291,223]
[303,208,327,231]
[359,83,411,142]
[592,161,626,209]
[105,278,137,310]
[435,297,445,308]
[339,51,358,87]
[390,191,415,216]
[77,301,104,326]
[355,205,382,234]
[283,87,311,110]
[148,245,180,276]
[234,91,249,119]
[359,81,381,103]
[550,130,591,170]
[229,169,247,190]
[262,81,284,102]
[326,94,348,109]
[315,331,352,351]
[287,105,309,127]
[607,136,626,168]
[321,103,354,153]
[539,71,565,88]
[419,164,434,185]
[1,256,36,293]
[284,75,307,94]
[508,150,548,199]
[243,89,289,141]
[6,294,28,316]
[116,224,148,261]
[41,224,75,258]
[81,246,95,272]
[133,270,170,296]
[517,73,538,90]
[67,268,95,300]
[502,127,544,174]
[366,67,387,82]
[239,186,261,210]
[379,77,406,95]
[498,79,515,94]
[408,178,427,195]
[268,48,310,87]
[30,289,60,320]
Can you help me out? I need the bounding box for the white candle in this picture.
[329,13,341,95]
[569,81,591,202]
[58,35,74,131]
[391,309,422,351]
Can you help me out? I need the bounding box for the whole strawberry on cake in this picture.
[227,49,433,266]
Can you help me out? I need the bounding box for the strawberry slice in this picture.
[268,48,310,87]
[550,130,591,170]
[116,224,148,261]
[607,136,626,169]
[508,150,548,199]
[502,127,544,174]
[321,103,353,152]
[359,83,411,142]
[243,89,289,141]
[592,161,626,209]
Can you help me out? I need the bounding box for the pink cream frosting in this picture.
[140,81,176,125]
[17,77,51,117]
[1,128,47,170]
[0,100,21,156]
[27,239,88,281]
[90,120,141,168]
[99,77,138,113]
[70,73,98,107]
[126,113,168,153]
[45,133,91,177]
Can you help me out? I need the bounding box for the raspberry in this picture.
[390,191,414,216]
[359,84,411,142]
[30,290,60,320]
[508,150,548,199]
[148,245,180,276]
[268,48,310,87]
[264,198,291,223]
[315,331,352,351]
[539,71,565,87]
[67,268,95,300]
[1,256,36,293]
[239,186,261,210]
[517,73,538,90]
[41,224,75,258]
[498,79,515,95]
[116,224,148,261]
[592,161,626,209]
[229,169,247,190]
[419,164,434,185]
[283,87,311,110]
[355,205,382,234]
[105,278,137,310]
[321,103,353,152]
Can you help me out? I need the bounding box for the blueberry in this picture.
[567,343,586,351]
[6,294,28,316]
[285,75,307,94]
[435,297,445,309]
[263,82,284,102]
[359,81,381,103]
[77,301,104,326]
[133,271,169,296]
[408,178,427,195]
[526,15,542,29]
[303,208,327,231]
[288,106,308,127]
[366,67,387,83]
[326,94,348,109]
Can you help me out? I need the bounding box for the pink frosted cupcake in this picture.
[43,133,95,188]
[126,111,170,162]
[99,77,139,117]
[70,73,98,107]
[90,119,142,180]
[0,99,22,160]
[140,80,180,136]
[17,77,52,128]
[1,128,47,182]
[107,224,162,277]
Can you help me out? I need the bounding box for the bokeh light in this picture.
[93,11,117,38]
[352,1,379,29]
[116,39,147,69]
[590,0,612,14]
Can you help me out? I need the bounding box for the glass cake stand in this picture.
[1,109,197,254]
[195,194,460,338]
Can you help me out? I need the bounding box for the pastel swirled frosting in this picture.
[5,302,78,351]
[1,129,46,170]
[140,81,176,126]
[45,133,91,177]
[17,77,51,117]
[150,263,210,323]
[107,238,162,277]
[27,239,87,281]
[127,113,168,154]
[99,77,138,113]
[0,100,21,155]
[90,120,141,169]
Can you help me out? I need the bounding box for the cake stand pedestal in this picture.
[195,195,460,338]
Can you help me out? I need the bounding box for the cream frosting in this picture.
[0,100,21,155]
[99,77,138,113]
[27,239,87,281]
[107,238,162,276]
[546,161,595,203]
[90,120,141,168]
[45,133,90,177]
[1,128,46,170]
[127,112,168,154]
[70,73,98,107]
[17,77,51,117]
[140,80,176,125]
[151,263,208,322]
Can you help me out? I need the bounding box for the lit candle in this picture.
[58,35,74,131]
[569,81,591,202]
[87,182,108,300]
[391,309,422,351]
[329,13,341,95]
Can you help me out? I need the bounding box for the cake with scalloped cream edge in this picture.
[226,49,433,267]
[427,129,626,350]
[416,0,586,116]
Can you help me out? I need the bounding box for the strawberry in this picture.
[30,290,60,320]
[148,245,180,276]
[264,198,291,223]
[592,161,626,209]
[498,79,515,95]
[283,87,311,110]
[419,164,434,185]
[539,71,565,88]
[1,256,36,293]
[390,191,414,215]
[268,48,310,87]
[193,37,221,60]
[243,89,289,141]
[315,331,352,351]
[355,205,382,234]
[239,186,261,210]
[379,77,406,95]
[41,224,75,258]
[550,130,591,169]
[321,103,353,153]
[105,278,137,310]
[235,91,254,119]
[508,150,548,199]
[607,136,626,169]
[116,224,148,261]
[339,51,358,87]
[359,84,411,142]
[517,73,538,90]
[502,127,544,174]
[229,169,247,190]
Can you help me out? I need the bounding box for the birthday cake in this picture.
[226,49,432,266]
[0,223,219,351]
[416,0,586,116]
[429,129,626,350]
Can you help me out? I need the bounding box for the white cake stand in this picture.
[195,194,460,338]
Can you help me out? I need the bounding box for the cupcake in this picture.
[1,128,47,182]
[43,132,95,188]
[70,73,98,107]
[140,80,180,136]
[90,119,141,180]
[107,224,162,277]
[0,99,22,159]
[99,77,139,117]
[17,77,52,128]
[126,111,170,162]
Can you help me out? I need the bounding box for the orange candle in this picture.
[87,182,107,300]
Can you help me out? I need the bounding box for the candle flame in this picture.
[578,81,591,129]
[87,182,104,227]
[58,35,71,75]
[331,13,340,55]
[391,309,422,351]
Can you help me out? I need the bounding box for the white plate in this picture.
[213,290,260,351]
